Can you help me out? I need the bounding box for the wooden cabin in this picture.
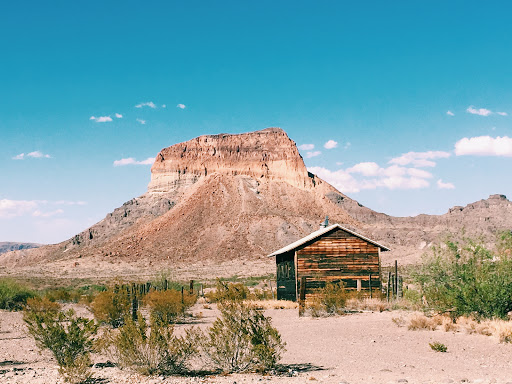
[268,223,390,301]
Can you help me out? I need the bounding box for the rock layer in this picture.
[148,128,314,193]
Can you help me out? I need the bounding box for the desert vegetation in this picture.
[11,278,286,382]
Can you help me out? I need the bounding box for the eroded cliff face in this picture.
[148,128,315,193]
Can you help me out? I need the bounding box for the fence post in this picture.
[387,272,391,302]
[369,274,373,299]
[299,276,306,317]
[181,286,184,304]
[269,280,275,299]
[394,260,398,299]
[189,280,194,295]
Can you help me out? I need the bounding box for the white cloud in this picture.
[308,161,433,194]
[346,162,380,177]
[115,113,123,118]
[54,200,87,206]
[497,111,508,116]
[135,101,157,109]
[455,135,512,157]
[177,104,186,109]
[324,140,338,149]
[305,151,322,158]
[437,179,455,190]
[32,209,64,218]
[389,151,451,167]
[0,199,38,218]
[298,144,315,150]
[344,142,351,149]
[27,151,51,158]
[12,151,51,160]
[407,168,433,179]
[466,106,492,116]
[90,116,113,123]
[113,157,155,166]
[0,198,88,221]
[162,104,167,108]
[136,118,146,125]
[447,110,455,116]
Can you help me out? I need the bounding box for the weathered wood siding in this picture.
[296,227,380,297]
[276,250,296,301]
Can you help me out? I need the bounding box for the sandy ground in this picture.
[1,305,512,384]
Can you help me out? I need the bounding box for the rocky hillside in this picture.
[1,128,511,278]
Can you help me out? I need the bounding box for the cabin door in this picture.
[276,253,296,301]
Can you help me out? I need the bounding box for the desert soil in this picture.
[1,304,512,384]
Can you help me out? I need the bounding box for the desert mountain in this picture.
[2,128,511,279]
[0,242,40,255]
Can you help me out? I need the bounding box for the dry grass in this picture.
[346,297,390,312]
[246,299,298,310]
[407,312,443,331]
[402,312,512,343]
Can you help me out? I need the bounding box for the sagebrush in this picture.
[207,279,250,303]
[99,314,199,375]
[24,308,98,383]
[201,301,285,372]
[308,282,347,316]
[144,289,196,324]
[89,289,131,328]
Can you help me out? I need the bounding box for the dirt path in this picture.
[1,306,512,384]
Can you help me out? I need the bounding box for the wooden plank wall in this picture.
[296,228,380,297]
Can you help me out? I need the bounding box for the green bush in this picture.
[207,279,250,303]
[144,289,197,324]
[99,315,199,375]
[429,341,447,352]
[0,279,36,311]
[24,309,98,383]
[89,290,131,328]
[201,302,285,372]
[413,233,512,319]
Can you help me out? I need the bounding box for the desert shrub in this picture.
[201,301,285,372]
[346,297,390,312]
[25,296,61,313]
[413,235,512,320]
[0,279,36,311]
[307,282,347,316]
[391,315,406,327]
[89,289,131,328]
[253,288,275,301]
[99,314,199,375]
[407,313,443,331]
[24,308,97,383]
[429,341,447,352]
[207,279,250,303]
[143,289,197,324]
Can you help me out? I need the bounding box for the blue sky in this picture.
[1,1,512,243]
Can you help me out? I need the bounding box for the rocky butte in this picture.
[1,128,511,279]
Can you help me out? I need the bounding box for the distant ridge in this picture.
[0,242,41,255]
[1,128,511,279]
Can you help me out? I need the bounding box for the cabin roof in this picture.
[267,223,390,257]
